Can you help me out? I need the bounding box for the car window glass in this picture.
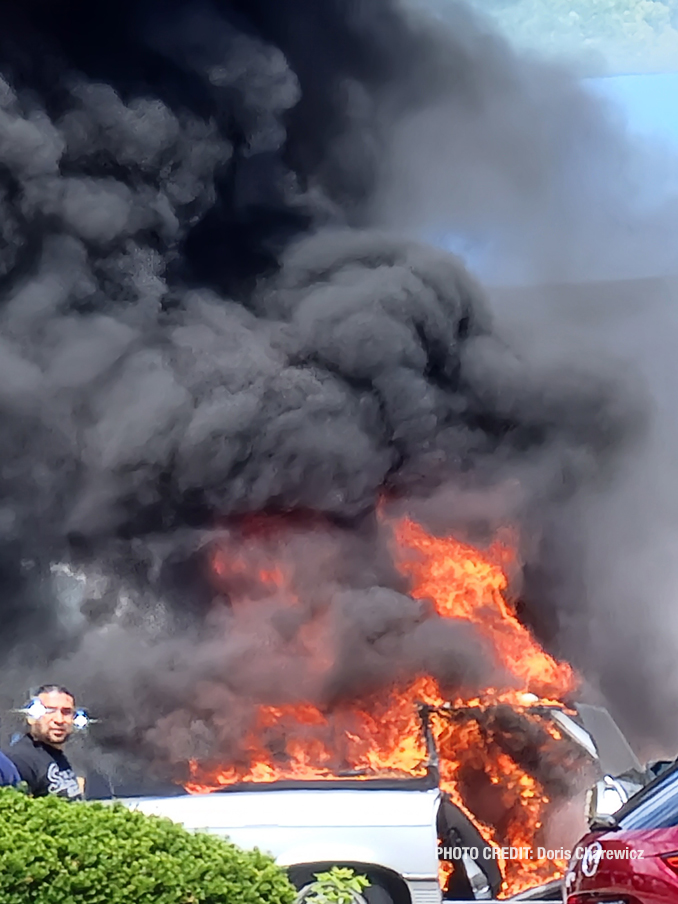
[619,769,678,830]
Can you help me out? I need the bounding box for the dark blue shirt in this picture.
[2,734,82,799]
[0,751,20,786]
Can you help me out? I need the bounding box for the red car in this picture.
[565,763,678,903]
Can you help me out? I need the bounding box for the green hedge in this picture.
[0,788,296,904]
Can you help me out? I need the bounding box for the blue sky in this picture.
[433,72,678,284]
[587,73,678,150]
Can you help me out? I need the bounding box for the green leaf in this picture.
[0,787,295,904]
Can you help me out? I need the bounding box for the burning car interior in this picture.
[65,510,646,900]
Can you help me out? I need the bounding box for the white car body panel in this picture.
[121,787,443,903]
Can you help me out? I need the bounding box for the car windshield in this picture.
[614,763,678,830]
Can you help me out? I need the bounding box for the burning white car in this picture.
[104,702,648,903]
[83,517,661,903]
[123,778,449,904]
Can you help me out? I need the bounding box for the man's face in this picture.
[30,691,75,747]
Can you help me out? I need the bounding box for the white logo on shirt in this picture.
[46,761,81,798]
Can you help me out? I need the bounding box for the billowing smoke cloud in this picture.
[492,279,678,757]
[0,0,666,781]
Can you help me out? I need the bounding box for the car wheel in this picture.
[294,884,369,904]
[294,879,394,904]
[363,882,395,903]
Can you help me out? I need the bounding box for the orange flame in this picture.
[392,517,575,700]
[188,514,582,897]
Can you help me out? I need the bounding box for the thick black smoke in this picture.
[0,0,639,779]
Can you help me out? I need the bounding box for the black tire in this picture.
[363,882,394,904]
[291,873,394,904]
[295,887,368,904]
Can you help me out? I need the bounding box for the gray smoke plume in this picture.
[371,3,678,758]
[0,0,669,784]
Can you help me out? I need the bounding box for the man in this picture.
[0,750,20,786]
[2,685,82,799]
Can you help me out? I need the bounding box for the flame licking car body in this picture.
[187,513,584,897]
